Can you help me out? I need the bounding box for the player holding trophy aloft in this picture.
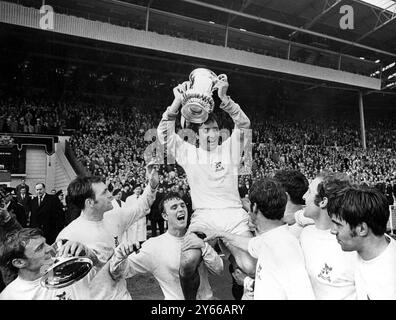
[157,68,255,299]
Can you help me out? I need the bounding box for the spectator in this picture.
[16,186,31,226]
[29,183,65,244]
[149,187,165,237]
[15,179,29,195]
[112,188,124,209]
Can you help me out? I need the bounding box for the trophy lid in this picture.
[40,256,93,289]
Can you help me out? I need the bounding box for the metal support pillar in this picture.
[358,91,367,150]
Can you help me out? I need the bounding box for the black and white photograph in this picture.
[0,0,396,307]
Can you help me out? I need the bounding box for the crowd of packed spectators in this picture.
[0,97,82,135]
[0,96,395,204]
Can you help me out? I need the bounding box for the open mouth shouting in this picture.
[177,212,186,221]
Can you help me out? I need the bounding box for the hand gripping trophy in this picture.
[180,68,227,128]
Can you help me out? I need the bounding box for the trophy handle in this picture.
[217,74,227,82]
[212,74,227,92]
[174,81,191,100]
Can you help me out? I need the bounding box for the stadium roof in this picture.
[11,0,396,60]
[2,0,396,98]
[362,0,396,12]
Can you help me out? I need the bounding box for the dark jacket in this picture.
[29,193,65,244]
[7,199,28,228]
[149,192,165,221]
[65,195,81,226]
[17,193,31,218]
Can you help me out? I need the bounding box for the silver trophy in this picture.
[40,239,93,289]
[181,68,224,125]
[41,256,93,289]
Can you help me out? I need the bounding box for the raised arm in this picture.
[157,82,193,165]
[216,74,250,130]
[118,164,159,232]
[109,241,152,281]
[215,75,251,164]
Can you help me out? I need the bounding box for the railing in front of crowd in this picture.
[64,139,90,177]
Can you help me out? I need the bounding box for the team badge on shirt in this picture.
[318,263,333,282]
[114,236,119,247]
[213,161,225,172]
[56,291,72,300]
[256,263,262,280]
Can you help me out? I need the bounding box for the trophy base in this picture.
[181,93,214,124]
[181,103,209,124]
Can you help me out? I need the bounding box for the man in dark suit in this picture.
[16,186,31,226]
[120,184,131,202]
[29,183,65,244]
[149,187,165,237]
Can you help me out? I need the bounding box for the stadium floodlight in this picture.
[388,73,396,79]
[370,70,381,76]
[382,62,396,72]
[384,81,396,89]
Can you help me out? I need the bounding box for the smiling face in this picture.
[162,198,188,231]
[198,120,219,151]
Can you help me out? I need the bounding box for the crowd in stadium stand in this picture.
[0,97,395,205]
[0,98,69,135]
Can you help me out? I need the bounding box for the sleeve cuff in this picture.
[220,97,240,115]
[219,96,232,109]
[163,107,179,120]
